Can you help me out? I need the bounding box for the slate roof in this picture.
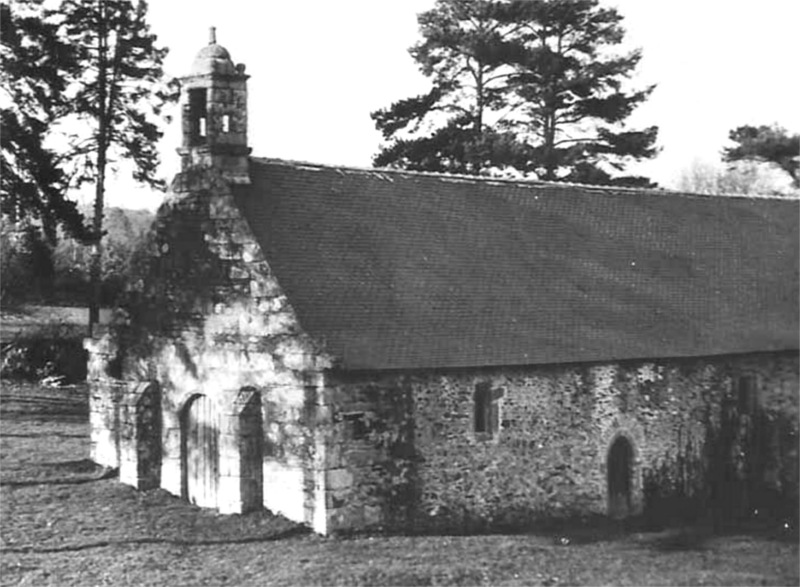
[232,158,799,371]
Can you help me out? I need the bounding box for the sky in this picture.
[110,0,800,210]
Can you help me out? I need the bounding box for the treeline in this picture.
[1,207,154,307]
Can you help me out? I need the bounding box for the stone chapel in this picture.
[85,31,799,535]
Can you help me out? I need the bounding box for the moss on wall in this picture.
[87,167,331,530]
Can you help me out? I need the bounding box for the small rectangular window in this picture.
[222,114,231,133]
[474,383,502,437]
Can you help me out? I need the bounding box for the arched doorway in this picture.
[182,395,219,508]
[607,435,634,518]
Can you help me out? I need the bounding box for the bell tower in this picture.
[177,27,250,184]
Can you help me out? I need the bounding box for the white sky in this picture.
[110,0,800,210]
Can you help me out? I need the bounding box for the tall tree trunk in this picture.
[473,66,484,174]
[88,147,106,334]
[542,110,557,181]
[88,0,108,336]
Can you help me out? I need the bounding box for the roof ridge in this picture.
[248,156,799,202]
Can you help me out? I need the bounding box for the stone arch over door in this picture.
[181,394,219,508]
[607,435,635,518]
[118,381,161,490]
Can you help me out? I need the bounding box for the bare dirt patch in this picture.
[1,382,797,586]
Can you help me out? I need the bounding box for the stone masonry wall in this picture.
[325,351,798,533]
[322,380,415,531]
[85,334,125,469]
[87,167,331,532]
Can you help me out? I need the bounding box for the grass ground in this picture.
[0,305,112,343]
[1,382,798,586]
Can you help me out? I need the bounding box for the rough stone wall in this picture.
[324,351,798,532]
[87,167,330,531]
[85,334,125,469]
[114,381,161,490]
[322,379,415,531]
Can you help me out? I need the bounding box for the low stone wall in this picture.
[85,333,124,469]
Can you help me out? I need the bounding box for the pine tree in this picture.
[0,1,86,243]
[372,0,530,174]
[54,0,177,331]
[723,125,799,188]
[505,0,658,185]
[1,0,176,329]
[372,0,658,185]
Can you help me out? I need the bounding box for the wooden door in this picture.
[185,395,218,508]
[607,436,633,518]
[239,395,264,513]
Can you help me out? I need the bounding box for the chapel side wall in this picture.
[325,351,798,533]
[110,167,329,528]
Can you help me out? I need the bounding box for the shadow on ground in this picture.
[349,512,800,553]
[1,459,117,487]
[1,525,310,554]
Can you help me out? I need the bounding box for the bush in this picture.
[1,337,87,384]
[1,221,55,306]
[50,268,90,306]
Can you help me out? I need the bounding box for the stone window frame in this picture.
[473,382,504,440]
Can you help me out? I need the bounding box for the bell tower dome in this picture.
[177,27,250,184]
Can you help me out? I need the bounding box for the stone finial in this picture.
[209,26,216,45]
